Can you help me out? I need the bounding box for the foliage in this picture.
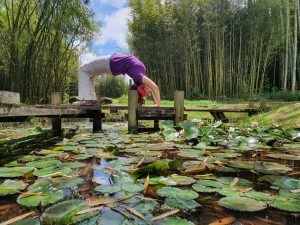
[0,0,97,103]
[128,0,299,99]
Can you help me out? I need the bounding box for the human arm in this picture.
[141,76,161,106]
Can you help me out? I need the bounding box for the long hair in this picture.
[129,84,145,106]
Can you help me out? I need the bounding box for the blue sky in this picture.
[80,0,130,64]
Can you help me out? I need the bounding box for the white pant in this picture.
[78,55,112,100]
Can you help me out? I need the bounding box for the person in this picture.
[73,53,161,106]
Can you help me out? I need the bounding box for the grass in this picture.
[239,103,300,129]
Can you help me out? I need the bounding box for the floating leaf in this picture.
[51,177,84,189]
[10,217,40,225]
[243,191,274,202]
[168,174,196,185]
[218,196,267,212]
[33,166,72,177]
[0,167,35,178]
[262,175,300,190]
[157,187,199,200]
[27,159,61,169]
[270,198,300,212]
[41,199,97,225]
[122,183,145,193]
[165,198,199,210]
[216,177,252,188]
[95,184,122,194]
[267,154,300,161]
[154,217,195,225]
[0,180,27,196]
[17,179,64,207]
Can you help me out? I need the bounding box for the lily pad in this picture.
[279,190,300,200]
[168,174,196,185]
[27,159,61,169]
[270,198,300,212]
[165,198,199,210]
[157,187,199,200]
[41,199,97,225]
[262,175,300,190]
[218,196,267,212]
[121,183,145,193]
[0,180,27,196]
[155,217,195,225]
[149,177,177,186]
[95,184,122,194]
[243,191,274,203]
[216,177,252,188]
[192,183,221,193]
[0,167,35,178]
[217,188,240,197]
[33,166,72,177]
[51,177,84,189]
[267,153,300,161]
[17,179,64,207]
[11,217,40,225]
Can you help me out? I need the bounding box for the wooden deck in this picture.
[0,103,259,134]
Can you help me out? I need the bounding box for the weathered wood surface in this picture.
[0,105,87,117]
[0,91,20,105]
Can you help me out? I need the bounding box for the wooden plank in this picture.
[0,106,87,117]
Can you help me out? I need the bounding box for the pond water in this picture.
[0,121,299,225]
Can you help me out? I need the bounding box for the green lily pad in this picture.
[218,196,267,212]
[121,183,144,193]
[17,179,64,207]
[168,174,196,185]
[216,177,253,188]
[130,160,179,175]
[216,167,238,173]
[165,198,199,210]
[0,167,35,178]
[0,180,27,196]
[279,190,300,200]
[217,188,240,197]
[262,175,300,189]
[243,191,274,202]
[254,162,293,175]
[267,153,300,161]
[228,161,254,170]
[192,183,221,193]
[51,177,84,189]
[133,201,159,214]
[179,121,200,140]
[95,184,122,194]
[33,166,72,177]
[178,150,205,158]
[270,198,300,212]
[61,162,86,169]
[157,187,199,200]
[149,177,177,186]
[196,180,224,188]
[154,217,195,225]
[41,199,97,225]
[11,217,40,225]
[17,156,41,163]
[27,159,61,169]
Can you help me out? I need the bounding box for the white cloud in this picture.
[95,7,130,49]
[96,0,127,8]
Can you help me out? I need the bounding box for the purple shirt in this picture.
[109,53,146,86]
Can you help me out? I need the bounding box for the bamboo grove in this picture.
[128,0,300,99]
[0,0,96,103]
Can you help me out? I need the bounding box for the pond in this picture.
[0,121,299,225]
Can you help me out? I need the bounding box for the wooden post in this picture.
[51,92,61,105]
[92,110,102,132]
[51,92,62,136]
[259,100,267,111]
[154,119,159,131]
[51,116,62,136]
[174,91,184,125]
[128,89,138,133]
